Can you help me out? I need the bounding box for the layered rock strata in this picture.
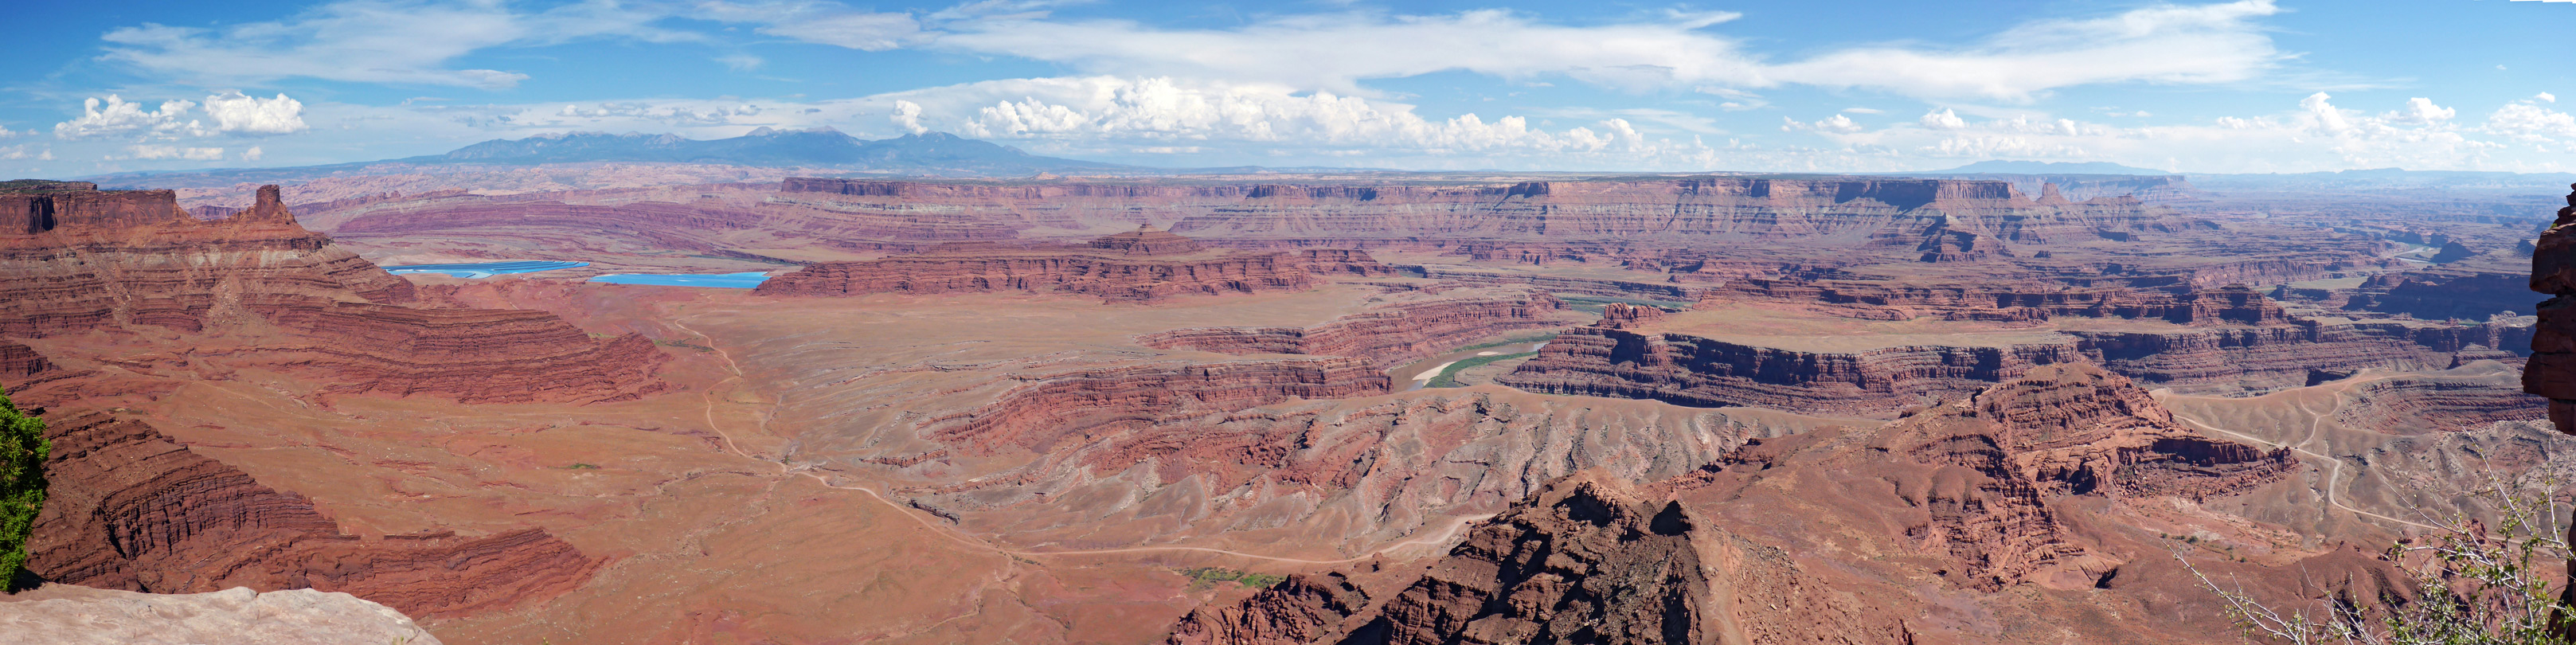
[779,176,2187,246]
[1708,280,2290,325]
[757,229,1388,303]
[0,183,666,404]
[2529,185,2576,432]
[1137,289,1570,366]
[2337,375,2547,433]
[932,358,1393,455]
[1503,310,2527,416]
[1167,364,2293,645]
[26,412,600,618]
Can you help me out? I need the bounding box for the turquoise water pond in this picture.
[587,272,772,288]
[381,260,588,278]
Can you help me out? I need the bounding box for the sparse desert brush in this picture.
[2190,477,2575,644]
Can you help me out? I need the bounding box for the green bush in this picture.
[0,389,49,592]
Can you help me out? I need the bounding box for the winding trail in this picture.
[666,315,1484,566]
[2162,378,2443,533]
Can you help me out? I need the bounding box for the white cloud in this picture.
[1841,108,1884,115]
[2385,97,2455,126]
[201,92,307,135]
[1782,114,1866,134]
[55,95,209,139]
[0,146,52,161]
[56,92,310,139]
[889,100,928,134]
[886,76,1659,157]
[1919,108,1968,130]
[116,145,225,161]
[99,0,696,89]
[241,146,264,162]
[2538,92,2558,104]
[2484,100,2576,145]
[717,53,765,72]
[1765,0,2281,101]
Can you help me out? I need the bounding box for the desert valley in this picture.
[1,149,2572,643]
[6,1,2576,643]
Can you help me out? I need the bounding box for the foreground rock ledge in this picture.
[0,586,442,645]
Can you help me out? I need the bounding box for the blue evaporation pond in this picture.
[381,260,588,279]
[587,272,772,289]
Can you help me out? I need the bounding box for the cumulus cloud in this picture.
[56,92,309,139]
[1769,93,2541,172]
[201,92,308,135]
[1783,114,1866,134]
[890,100,928,134]
[241,146,264,162]
[0,146,53,161]
[99,0,696,88]
[886,76,1659,157]
[116,145,225,161]
[55,96,209,139]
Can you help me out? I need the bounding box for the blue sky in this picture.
[2,0,2574,176]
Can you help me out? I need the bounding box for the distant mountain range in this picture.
[412,128,1136,174]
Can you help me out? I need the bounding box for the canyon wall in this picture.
[25,412,600,618]
[0,183,666,405]
[756,229,1388,303]
[1137,288,1570,366]
[779,176,2185,246]
[1504,314,2525,416]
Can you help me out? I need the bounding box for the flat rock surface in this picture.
[0,585,442,645]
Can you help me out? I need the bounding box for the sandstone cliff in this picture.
[0,183,666,405]
[25,412,600,618]
[1507,299,2528,416]
[2527,184,2576,431]
[1138,288,1572,366]
[756,229,1386,303]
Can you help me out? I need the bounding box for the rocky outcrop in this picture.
[933,358,1392,455]
[254,303,667,404]
[25,412,600,619]
[1089,225,1206,255]
[1708,280,2288,326]
[2337,375,2546,433]
[1501,326,2089,415]
[0,183,667,405]
[1708,364,2290,592]
[0,586,443,645]
[756,231,1386,303]
[2345,271,2538,319]
[1362,474,1709,645]
[1163,472,1918,645]
[1138,289,1569,366]
[1507,307,2529,415]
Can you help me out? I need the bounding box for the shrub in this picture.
[0,389,49,592]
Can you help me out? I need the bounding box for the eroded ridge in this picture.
[25,412,600,619]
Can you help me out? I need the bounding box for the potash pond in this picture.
[381,260,588,278]
[587,272,772,288]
